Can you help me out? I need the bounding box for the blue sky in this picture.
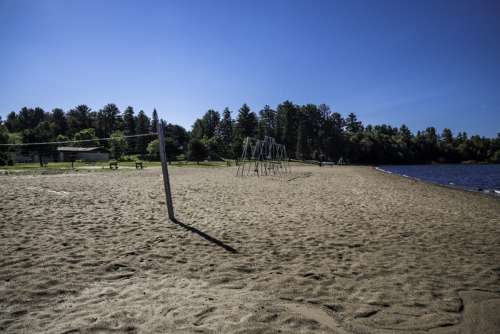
[1,0,499,136]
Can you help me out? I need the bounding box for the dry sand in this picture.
[0,165,499,333]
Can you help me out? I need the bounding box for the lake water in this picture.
[377,164,500,197]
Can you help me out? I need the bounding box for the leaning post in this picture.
[158,119,175,220]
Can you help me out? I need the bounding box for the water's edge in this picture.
[375,166,500,199]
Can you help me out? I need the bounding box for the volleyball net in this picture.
[0,132,160,169]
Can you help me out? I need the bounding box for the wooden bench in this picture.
[109,161,119,169]
[135,162,143,169]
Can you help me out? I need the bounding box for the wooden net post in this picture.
[158,120,175,220]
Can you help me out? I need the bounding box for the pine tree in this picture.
[191,119,205,139]
[236,104,258,139]
[123,106,136,135]
[122,106,136,154]
[97,103,120,138]
[5,111,20,132]
[277,100,299,150]
[151,109,159,133]
[202,110,220,139]
[258,105,276,139]
[215,108,233,146]
[51,108,67,136]
[67,105,93,135]
[135,110,150,155]
[345,113,363,133]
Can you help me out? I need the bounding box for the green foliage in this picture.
[218,108,233,139]
[295,120,309,160]
[164,138,182,161]
[294,104,321,160]
[109,131,128,160]
[188,139,208,163]
[214,107,234,157]
[231,135,244,159]
[0,124,10,165]
[55,134,70,146]
[151,109,159,134]
[277,100,299,151]
[147,137,181,161]
[490,150,500,163]
[120,154,141,162]
[135,110,150,155]
[123,106,136,135]
[236,104,258,139]
[21,121,56,166]
[165,123,189,151]
[191,119,205,139]
[67,105,93,135]
[202,136,224,161]
[97,103,120,138]
[73,128,100,147]
[3,102,499,165]
[345,112,363,134]
[51,108,68,135]
[122,106,136,153]
[258,105,276,139]
[8,132,22,145]
[6,111,20,132]
[202,110,220,138]
[18,107,45,130]
[191,109,220,139]
[147,139,160,160]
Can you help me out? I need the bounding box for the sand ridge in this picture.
[1,166,499,333]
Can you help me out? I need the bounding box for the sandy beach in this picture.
[1,165,499,333]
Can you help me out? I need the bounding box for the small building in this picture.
[57,147,109,162]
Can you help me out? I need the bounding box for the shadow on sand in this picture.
[171,218,237,253]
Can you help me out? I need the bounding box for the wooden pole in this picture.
[158,120,175,220]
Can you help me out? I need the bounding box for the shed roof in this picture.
[57,146,107,152]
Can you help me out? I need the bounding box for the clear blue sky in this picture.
[1,0,499,136]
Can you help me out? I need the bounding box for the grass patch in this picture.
[0,160,232,171]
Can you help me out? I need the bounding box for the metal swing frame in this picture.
[236,136,290,177]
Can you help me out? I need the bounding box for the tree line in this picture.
[0,104,189,164]
[1,101,499,165]
[188,101,500,164]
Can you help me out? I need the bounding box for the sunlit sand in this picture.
[1,166,499,333]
